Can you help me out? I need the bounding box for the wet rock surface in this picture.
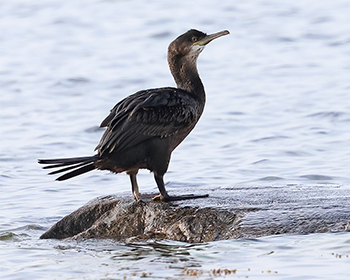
[41,184,350,242]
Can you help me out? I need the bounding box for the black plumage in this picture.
[38,29,229,202]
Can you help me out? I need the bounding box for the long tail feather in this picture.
[38,155,97,181]
[42,157,95,170]
[48,161,92,175]
[38,156,94,165]
[56,163,96,181]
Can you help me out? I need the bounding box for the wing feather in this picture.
[95,87,200,155]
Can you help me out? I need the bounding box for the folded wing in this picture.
[95,87,200,155]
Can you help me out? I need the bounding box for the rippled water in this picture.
[1,0,350,279]
[1,232,349,279]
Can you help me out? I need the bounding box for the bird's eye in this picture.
[192,36,198,43]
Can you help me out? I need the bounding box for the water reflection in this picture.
[110,241,201,267]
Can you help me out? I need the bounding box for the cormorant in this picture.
[38,29,229,202]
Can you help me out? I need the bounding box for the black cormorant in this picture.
[38,29,230,202]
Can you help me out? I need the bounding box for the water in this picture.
[1,0,350,279]
[1,233,349,279]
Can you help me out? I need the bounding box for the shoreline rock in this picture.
[40,184,350,242]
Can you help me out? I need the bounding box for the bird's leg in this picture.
[127,170,140,201]
[153,173,209,202]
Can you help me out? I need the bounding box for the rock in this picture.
[40,184,350,242]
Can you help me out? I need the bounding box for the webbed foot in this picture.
[152,193,209,202]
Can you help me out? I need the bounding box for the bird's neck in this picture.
[168,55,205,102]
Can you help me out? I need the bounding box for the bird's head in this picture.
[167,29,229,93]
[168,29,230,59]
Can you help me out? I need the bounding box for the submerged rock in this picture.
[40,185,350,242]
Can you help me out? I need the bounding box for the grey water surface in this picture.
[1,0,350,279]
